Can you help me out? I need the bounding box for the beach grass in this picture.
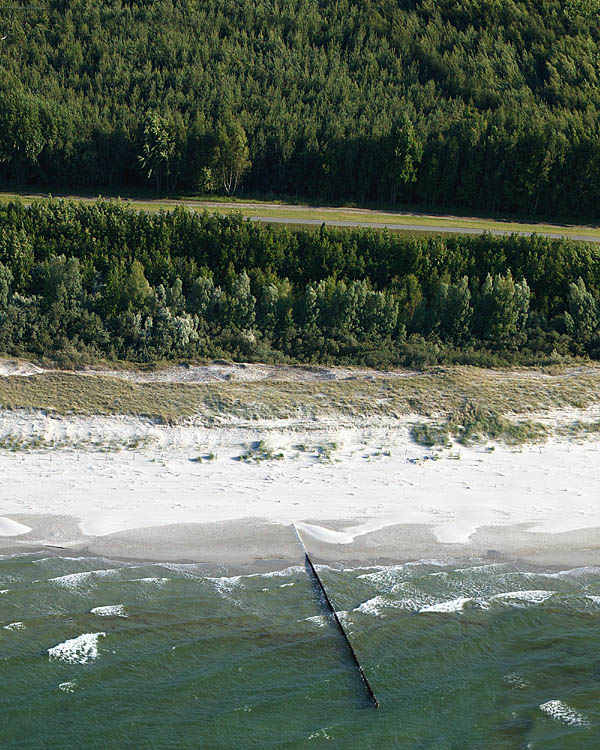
[1,367,600,434]
[410,409,549,447]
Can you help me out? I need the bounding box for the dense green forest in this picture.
[0,199,599,367]
[1,0,600,216]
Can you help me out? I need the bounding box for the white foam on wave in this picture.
[355,591,448,615]
[453,562,507,575]
[157,562,202,578]
[419,597,483,613]
[357,565,410,587]
[300,615,329,628]
[536,566,600,580]
[355,595,389,617]
[205,575,242,597]
[58,681,76,693]
[259,565,306,578]
[48,632,105,664]
[357,559,462,588]
[355,586,559,616]
[3,621,24,630]
[354,595,417,616]
[413,558,461,567]
[48,569,120,590]
[540,700,590,728]
[33,556,96,565]
[504,672,530,689]
[90,604,127,617]
[417,590,554,612]
[204,566,305,597]
[491,590,554,605]
[0,589,9,594]
[307,728,332,740]
[559,566,600,578]
[48,571,95,589]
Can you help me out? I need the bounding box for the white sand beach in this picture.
[1,375,599,566]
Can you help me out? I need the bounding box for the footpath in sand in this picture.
[0,359,599,568]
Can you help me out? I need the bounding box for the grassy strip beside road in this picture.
[214,205,600,239]
[1,191,600,241]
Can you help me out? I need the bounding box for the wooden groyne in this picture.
[293,524,379,708]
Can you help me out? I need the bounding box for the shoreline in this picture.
[2,515,599,571]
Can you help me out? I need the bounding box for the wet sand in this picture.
[2,515,599,573]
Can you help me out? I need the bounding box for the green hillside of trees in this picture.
[1,199,599,367]
[1,0,600,216]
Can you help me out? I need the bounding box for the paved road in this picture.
[248,215,600,243]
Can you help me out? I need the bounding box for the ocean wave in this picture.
[3,621,24,631]
[540,700,590,728]
[411,558,463,567]
[48,569,121,590]
[260,565,306,578]
[355,595,388,616]
[204,566,306,596]
[157,562,203,578]
[129,577,169,585]
[300,615,329,628]
[58,681,77,693]
[534,566,600,580]
[419,597,484,613]
[48,632,106,664]
[557,566,600,579]
[205,575,243,597]
[0,589,8,594]
[90,604,127,617]
[353,595,415,616]
[503,672,530,689]
[356,559,471,588]
[357,565,411,587]
[452,562,508,574]
[33,556,98,565]
[354,587,559,617]
[307,728,332,740]
[490,590,555,605]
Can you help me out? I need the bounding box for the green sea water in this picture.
[2,552,600,749]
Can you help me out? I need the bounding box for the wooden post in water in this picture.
[293,524,379,708]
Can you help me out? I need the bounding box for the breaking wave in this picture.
[90,604,127,617]
[540,699,590,728]
[48,632,106,664]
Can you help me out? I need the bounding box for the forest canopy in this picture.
[1,199,600,367]
[1,0,600,216]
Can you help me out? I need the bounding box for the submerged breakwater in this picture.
[1,552,600,747]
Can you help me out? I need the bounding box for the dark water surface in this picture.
[2,553,600,748]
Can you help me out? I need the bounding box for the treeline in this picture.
[0,199,599,367]
[1,0,600,216]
